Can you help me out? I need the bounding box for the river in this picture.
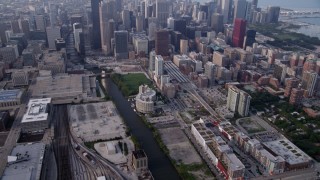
[101,78,180,180]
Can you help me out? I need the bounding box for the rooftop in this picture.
[21,98,51,123]
[2,143,45,180]
[224,153,245,171]
[263,138,312,165]
[0,89,23,102]
[133,149,147,159]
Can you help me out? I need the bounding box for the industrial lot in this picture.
[0,0,320,180]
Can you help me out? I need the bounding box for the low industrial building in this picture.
[2,143,46,180]
[132,150,148,174]
[31,74,97,104]
[38,50,66,75]
[0,89,23,110]
[12,70,29,86]
[21,98,51,133]
[263,139,313,170]
[135,85,156,114]
[68,102,126,142]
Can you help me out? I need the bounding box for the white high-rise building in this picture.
[148,21,157,41]
[227,86,240,112]
[238,91,251,117]
[149,51,156,72]
[155,55,164,76]
[73,23,82,53]
[46,26,61,49]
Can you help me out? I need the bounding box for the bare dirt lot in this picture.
[159,127,201,164]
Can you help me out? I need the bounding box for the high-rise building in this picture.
[20,20,30,38]
[149,50,156,72]
[227,86,240,112]
[221,0,230,23]
[156,0,171,28]
[114,31,128,60]
[243,29,256,48]
[46,26,61,49]
[148,21,157,41]
[289,88,304,105]
[204,62,217,86]
[233,0,247,20]
[273,63,287,84]
[136,14,144,32]
[232,18,246,48]
[122,9,131,30]
[174,19,186,35]
[0,23,8,44]
[211,13,224,34]
[267,6,280,23]
[0,46,18,64]
[91,0,101,49]
[180,39,189,55]
[284,78,299,97]
[73,23,83,53]
[301,71,318,97]
[227,86,251,116]
[238,91,251,117]
[11,20,21,34]
[155,55,164,76]
[34,15,46,32]
[155,30,169,56]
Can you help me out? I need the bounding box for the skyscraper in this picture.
[267,6,280,23]
[232,18,246,48]
[221,0,230,23]
[227,86,251,117]
[301,71,318,97]
[91,0,101,49]
[211,13,224,34]
[155,30,169,56]
[46,26,61,49]
[238,91,251,117]
[11,20,20,34]
[243,29,256,48]
[156,0,171,28]
[173,19,186,35]
[149,50,156,72]
[122,9,131,30]
[233,0,247,20]
[73,23,82,53]
[114,31,128,60]
[155,55,164,76]
[136,14,144,32]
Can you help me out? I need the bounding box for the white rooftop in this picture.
[263,138,312,165]
[21,98,51,123]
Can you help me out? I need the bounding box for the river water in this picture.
[101,78,180,180]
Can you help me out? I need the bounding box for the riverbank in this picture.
[102,77,180,180]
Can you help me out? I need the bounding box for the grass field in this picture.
[111,73,152,97]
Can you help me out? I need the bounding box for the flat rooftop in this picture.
[2,143,45,180]
[68,102,126,142]
[263,138,312,165]
[0,89,23,102]
[224,153,245,171]
[192,122,215,142]
[21,98,51,123]
[133,149,147,159]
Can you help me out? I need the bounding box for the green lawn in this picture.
[111,73,153,97]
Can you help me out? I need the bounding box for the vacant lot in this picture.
[159,127,201,164]
[239,118,266,134]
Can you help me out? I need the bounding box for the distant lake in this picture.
[258,0,320,10]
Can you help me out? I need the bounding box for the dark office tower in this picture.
[0,23,8,44]
[11,20,20,34]
[20,20,30,38]
[173,19,186,36]
[200,4,209,19]
[207,1,216,26]
[232,18,246,48]
[91,0,101,49]
[171,31,182,52]
[267,6,280,23]
[155,30,169,56]
[211,13,224,33]
[114,31,128,60]
[186,26,195,39]
[243,29,256,48]
[115,0,122,12]
[106,19,115,55]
